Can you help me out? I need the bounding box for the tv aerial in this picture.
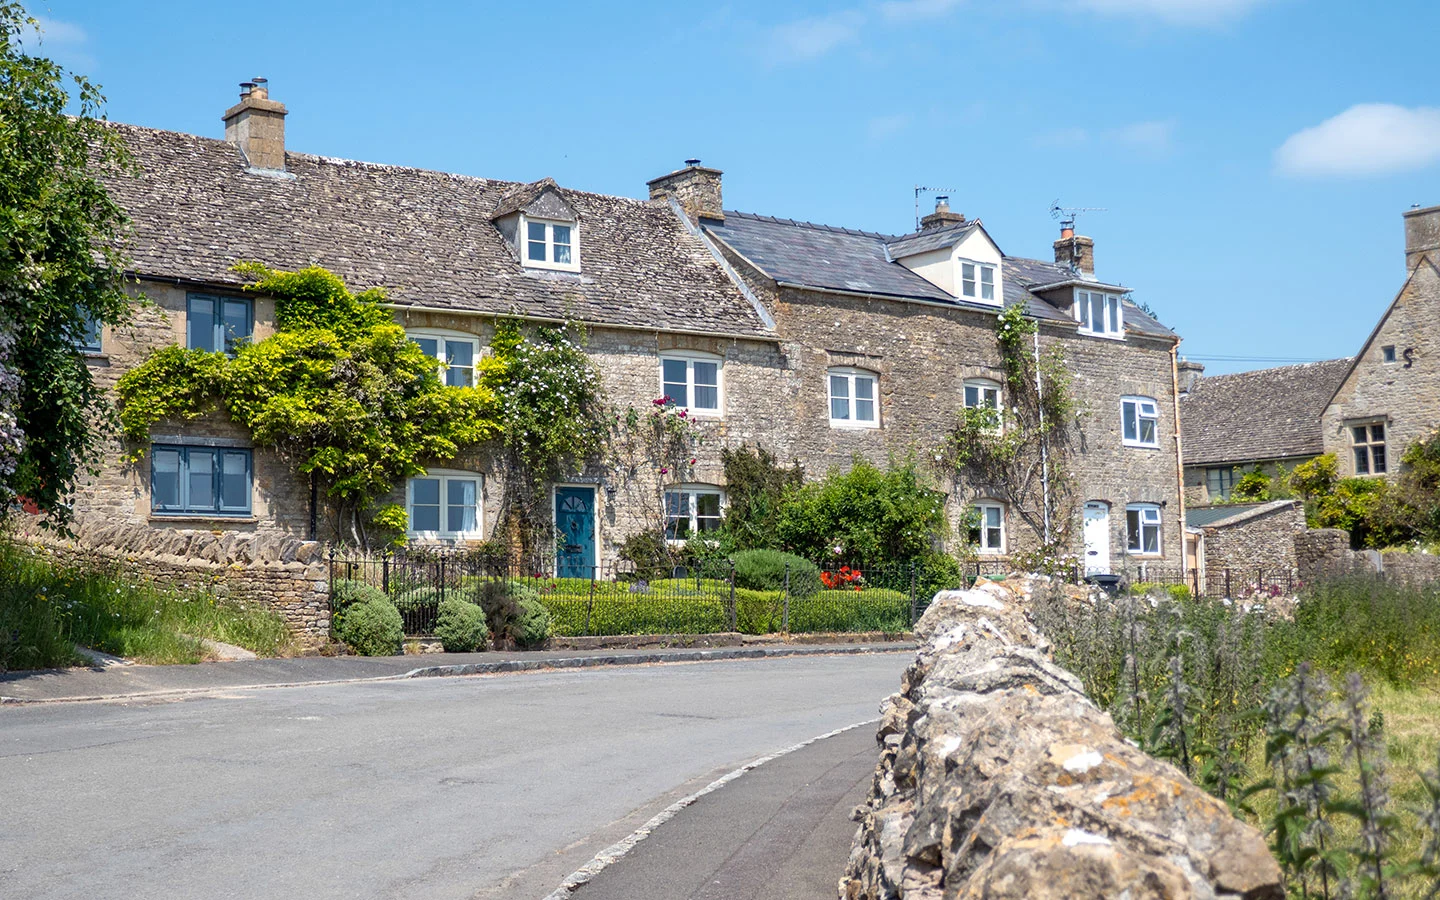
[914,185,957,231]
[1049,200,1107,232]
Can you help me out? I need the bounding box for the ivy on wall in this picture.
[938,303,1082,565]
[116,265,498,547]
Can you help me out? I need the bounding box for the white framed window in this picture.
[1076,289,1123,337]
[660,352,722,415]
[963,378,1002,429]
[407,473,483,539]
[73,310,103,354]
[1126,503,1162,556]
[828,367,879,427]
[1206,466,1236,501]
[960,261,997,303]
[522,216,579,271]
[1350,421,1388,475]
[1121,396,1160,448]
[968,502,1005,554]
[409,330,482,387]
[664,485,724,541]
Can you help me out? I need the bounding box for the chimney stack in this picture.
[920,196,966,232]
[1053,226,1095,278]
[223,77,288,172]
[648,159,723,223]
[1403,203,1440,271]
[1177,358,1205,395]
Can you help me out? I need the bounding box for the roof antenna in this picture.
[1049,199,1107,234]
[915,185,957,232]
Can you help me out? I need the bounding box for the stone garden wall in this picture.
[839,579,1282,899]
[21,515,330,642]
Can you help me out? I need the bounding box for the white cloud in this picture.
[879,0,964,22]
[867,113,912,140]
[763,10,866,63]
[1104,119,1174,154]
[1067,0,1276,25]
[1276,104,1440,177]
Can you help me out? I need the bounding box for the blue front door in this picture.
[555,486,597,578]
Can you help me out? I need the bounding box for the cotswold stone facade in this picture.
[1187,500,1306,581]
[44,79,1189,634]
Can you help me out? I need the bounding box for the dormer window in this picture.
[1077,289,1123,337]
[960,261,997,303]
[523,217,579,271]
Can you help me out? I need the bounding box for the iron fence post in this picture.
[783,562,790,634]
[438,556,447,605]
[1191,566,1199,600]
[728,561,737,633]
[585,565,596,637]
[382,554,390,595]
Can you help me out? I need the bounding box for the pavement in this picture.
[0,640,914,704]
[0,653,904,900]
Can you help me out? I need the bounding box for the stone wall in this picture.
[19,515,331,642]
[840,580,1282,899]
[1198,500,1306,577]
[1295,527,1440,588]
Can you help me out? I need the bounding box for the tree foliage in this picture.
[1,3,134,525]
[718,444,804,552]
[116,265,498,547]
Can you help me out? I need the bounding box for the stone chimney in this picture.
[920,196,966,231]
[1177,358,1205,395]
[648,159,723,223]
[1404,203,1440,271]
[1053,225,1095,278]
[223,77,288,172]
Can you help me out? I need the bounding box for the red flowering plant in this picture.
[820,565,865,591]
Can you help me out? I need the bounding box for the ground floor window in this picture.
[968,502,1004,554]
[408,474,482,538]
[151,445,252,516]
[1206,466,1235,501]
[1126,503,1162,555]
[664,486,724,541]
[1350,421,1387,475]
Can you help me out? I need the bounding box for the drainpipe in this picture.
[1035,329,1051,546]
[1170,342,1187,567]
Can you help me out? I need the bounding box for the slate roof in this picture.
[705,212,1176,339]
[884,221,981,259]
[1186,500,1300,529]
[100,123,773,338]
[1180,358,1354,466]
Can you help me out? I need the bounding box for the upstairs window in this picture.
[664,486,724,541]
[661,353,722,415]
[1121,396,1160,448]
[73,310,103,354]
[523,218,579,271]
[968,502,1005,554]
[960,261,997,303]
[1351,421,1387,475]
[410,331,481,387]
[1382,345,1397,363]
[1076,289,1122,337]
[1206,466,1236,502]
[407,473,482,539]
[1126,503,1162,556]
[963,378,1002,429]
[187,294,252,355]
[151,445,252,517]
[828,368,879,427]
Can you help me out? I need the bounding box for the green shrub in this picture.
[390,586,442,612]
[1131,582,1192,603]
[511,596,552,647]
[474,582,553,647]
[1272,577,1440,686]
[719,444,804,551]
[331,579,388,608]
[734,588,783,634]
[337,598,403,656]
[789,588,910,633]
[617,530,673,582]
[434,598,490,652]
[536,592,728,636]
[732,549,822,598]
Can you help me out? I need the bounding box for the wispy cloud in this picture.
[14,15,95,71]
[762,10,866,63]
[879,0,964,22]
[1104,119,1174,154]
[1275,103,1440,177]
[1065,0,1277,25]
[866,113,912,140]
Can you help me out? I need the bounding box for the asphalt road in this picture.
[0,654,903,900]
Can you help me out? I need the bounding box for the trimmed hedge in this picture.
[337,598,403,656]
[788,588,909,633]
[435,598,489,652]
[732,549,822,598]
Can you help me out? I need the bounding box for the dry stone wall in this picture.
[840,579,1283,900]
[20,515,330,641]
[1295,527,1440,588]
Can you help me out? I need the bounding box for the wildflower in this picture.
[659,467,669,474]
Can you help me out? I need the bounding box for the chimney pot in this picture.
[223,76,288,171]
[648,161,723,223]
[919,196,966,232]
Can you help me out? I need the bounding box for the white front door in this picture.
[1083,502,1111,575]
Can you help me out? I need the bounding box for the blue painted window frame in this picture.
[74,310,103,353]
[150,444,253,516]
[186,293,253,355]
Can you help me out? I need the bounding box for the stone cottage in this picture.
[59,79,1186,578]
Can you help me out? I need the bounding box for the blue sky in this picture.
[21,0,1440,374]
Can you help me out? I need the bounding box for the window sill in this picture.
[829,421,881,430]
[1122,442,1161,450]
[1126,553,1165,559]
[150,514,258,524]
[408,533,486,542]
[521,261,582,274]
[677,410,723,419]
[1078,329,1126,341]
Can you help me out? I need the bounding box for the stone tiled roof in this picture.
[100,123,773,338]
[1180,358,1354,466]
[706,212,1176,339]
